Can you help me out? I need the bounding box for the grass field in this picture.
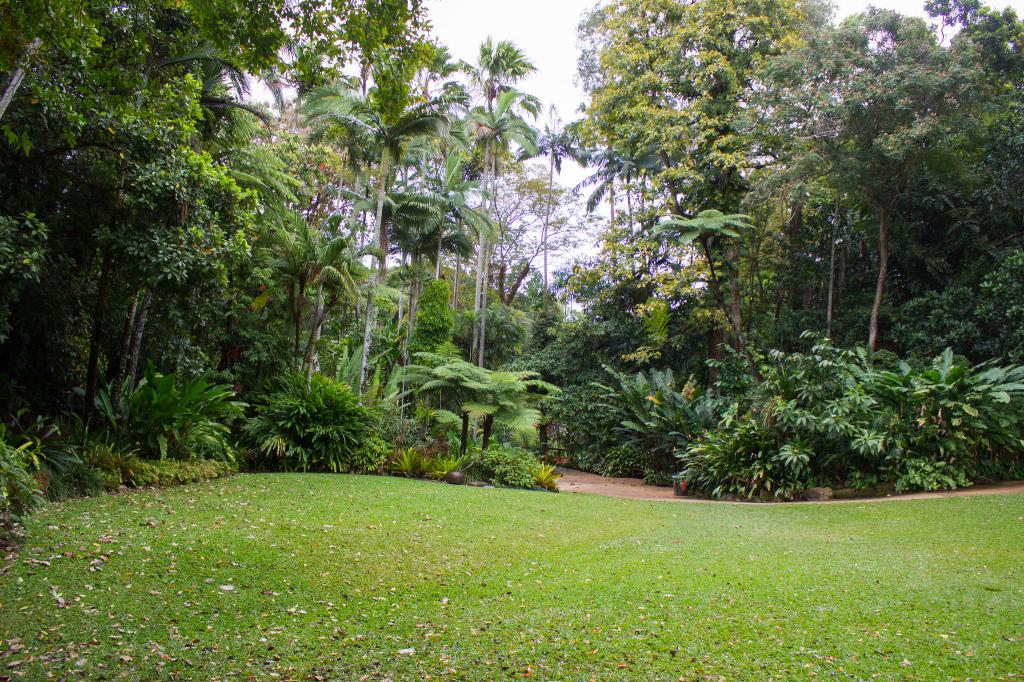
[1,474,1021,680]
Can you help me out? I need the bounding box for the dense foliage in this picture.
[246,373,380,473]
[1,0,1023,529]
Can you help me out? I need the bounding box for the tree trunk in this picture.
[0,38,41,122]
[826,197,839,340]
[460,411,470,457]
[303,283,325,385]
[481,414,494,451]
[125,290,153,391]
[868,203,892,353]
[542,153,555,291]
[359,151,390,392]
[452,253,461,309]
[470,142,492,361]
[625,179,635,277]
[83,249,113,418]
[609,178,616,225]
[111,292,139,395]
[293,281,305,368]
[476,151,497,368]
[477,244,490,368]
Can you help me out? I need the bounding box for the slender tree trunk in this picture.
[542,153,555,292]
[359,151,390,391]
[293,282,305,368]
[125,290,153,391]
[470,236,485,358]
[471,142,491,361]
[481,415,494,451]
[460,411,470,457]
[0,38,41,122]
[625,179,635,277]
[476,151,497,368]
[868,203,893,353]
[452,253,461,309]
[826,198,839,340]
[303,283,325,385]
[84,249,113,418]
[477,243,491,368]
[111,292,139,394]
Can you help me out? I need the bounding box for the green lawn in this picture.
[1,475,1021,680]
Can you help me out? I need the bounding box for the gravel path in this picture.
[556,467,1024,503]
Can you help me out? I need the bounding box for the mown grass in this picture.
[1,474,1021,680]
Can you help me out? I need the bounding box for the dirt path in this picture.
[556,467,1024,504]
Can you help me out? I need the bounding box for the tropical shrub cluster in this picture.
[678,340,1024,499]
[245,373,381,473]
[89,367,244,462]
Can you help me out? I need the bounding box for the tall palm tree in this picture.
[303,82,460,389]
[465,89,539,367]
[460,38,539,114]
[428,152,492,279]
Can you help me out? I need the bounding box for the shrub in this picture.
[532,463,561,491]
[79,442,144,489]
[80,442,234,489]
[595,367,716,477]
[247,373,376,473]
[1,440,43,524]
[600,444,646,477]
[428,454,464,480]
[89,367,244,461]
[468,444,541,489]
[678,338,1024,498]
[45,462,105,500]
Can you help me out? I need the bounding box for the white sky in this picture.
[427,0,1024,191]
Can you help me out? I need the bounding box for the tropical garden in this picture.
[0,0,1022,678]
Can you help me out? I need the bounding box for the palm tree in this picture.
[466,88,539,367]
[577,147,660,229]
[303,82,460,390]
[460,38,539,114]
[428,152,492,280]
[268,214,360,380]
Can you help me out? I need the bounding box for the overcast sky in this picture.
[427,0,1024,190]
